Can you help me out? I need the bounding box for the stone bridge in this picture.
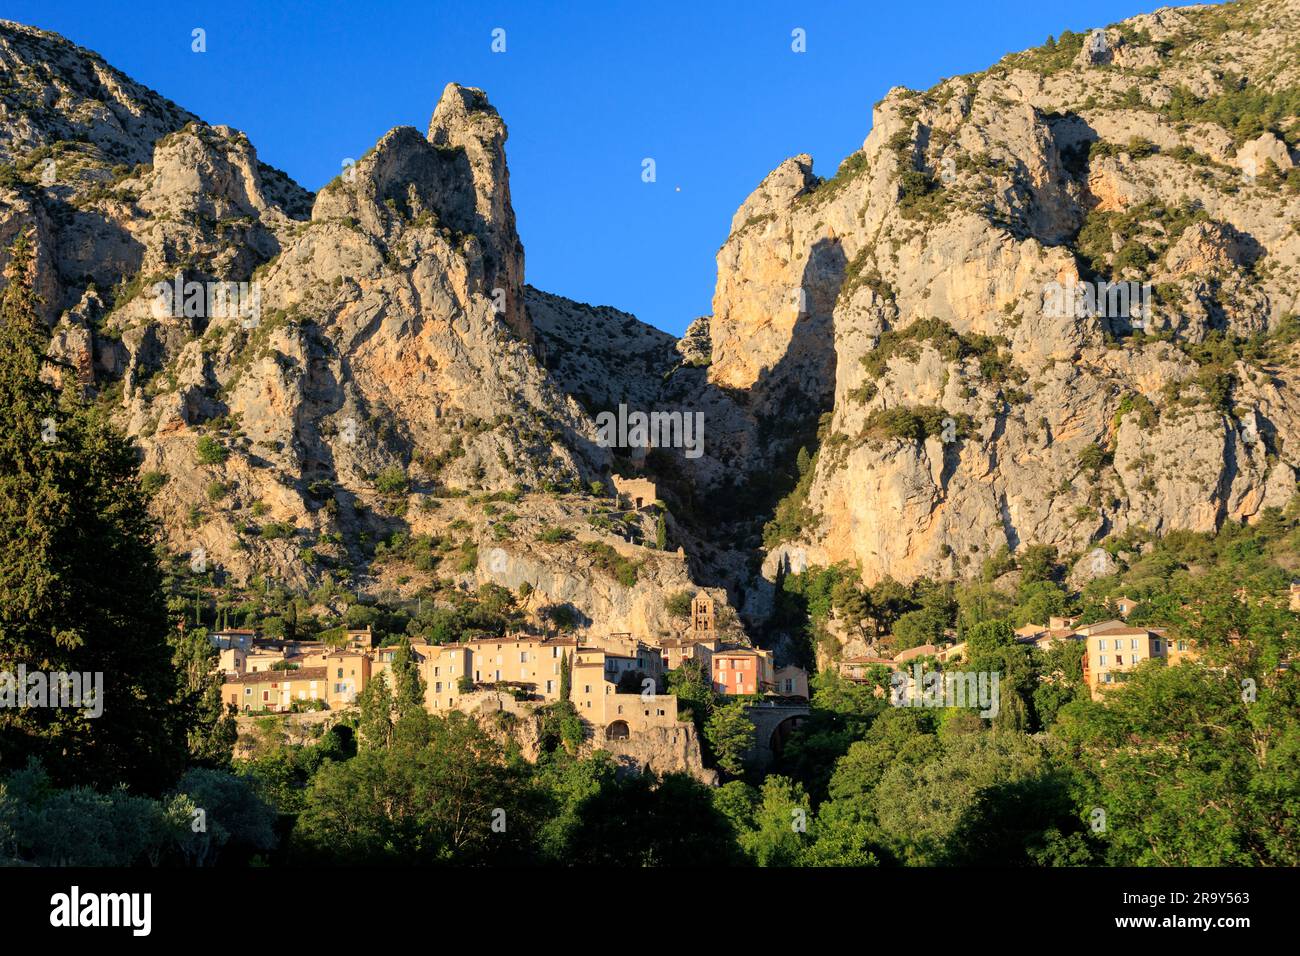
[744,700,811,769]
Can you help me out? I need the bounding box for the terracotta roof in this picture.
[225,666,328,685]
[1080,619,1131,633]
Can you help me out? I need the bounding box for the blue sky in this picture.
[13,1,1196,336]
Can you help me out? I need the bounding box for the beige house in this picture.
[222,667,328,713]
[570,647,679,737]
[894,643,941,664]
[660,636,719,671]
[1113,596,1140,618]
[1081,621,1169,697]
[611,474,658,510]
[322,651,371,706]
[773,664,809,699]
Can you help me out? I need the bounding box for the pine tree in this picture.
[391,637,425,717]
[0,234,187,792]
[356,671,394,750]
[171,624,237,769]
[559,651,571,701]
[655,514,667,550]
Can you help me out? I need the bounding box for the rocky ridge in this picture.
[4,2,1300,648]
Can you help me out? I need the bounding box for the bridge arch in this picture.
[769,714,805,757]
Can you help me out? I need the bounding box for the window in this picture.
[584,685,591,694]
[1130,639,1138,650]
[545,680,554,694]
[435,682,442,693]
[1098,639,1107,650]
[1099,655,1108,666]
[337,668,343,678]
[520,652,528,663]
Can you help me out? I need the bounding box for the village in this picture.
[214,574,1290,760]
[214,592,811,752]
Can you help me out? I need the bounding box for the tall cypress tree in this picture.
[392,637,426,718]
[0,234,187,792]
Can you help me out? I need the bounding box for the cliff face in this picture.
[2,20,605,591]
[5,1,1300,622]
[707,0,1300,586]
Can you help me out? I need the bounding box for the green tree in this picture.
[664,589,694,619]
[1055,653,1300,865]
[171,625,237,768]
[355,671,394,750]
[171,767,277,866]
[739,775,812,866]
[292,711,540,865]
[390,637,426,718]
[558,650,571,702]
[560,769,742,866]
[705,700,755,776]
[666,658,713,729]
[195,435,227,465]
[0,234,187,792]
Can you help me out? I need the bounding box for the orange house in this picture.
[711,647,774,696]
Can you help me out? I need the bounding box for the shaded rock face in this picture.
[479,696,712,782]
[593,722,715,785]
[709,154,845,417]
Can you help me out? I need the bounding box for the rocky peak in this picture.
[426,83,527,341]
[727,154,816,235]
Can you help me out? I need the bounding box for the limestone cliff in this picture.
[706,0,1300,587]
[6,1,1300,632]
